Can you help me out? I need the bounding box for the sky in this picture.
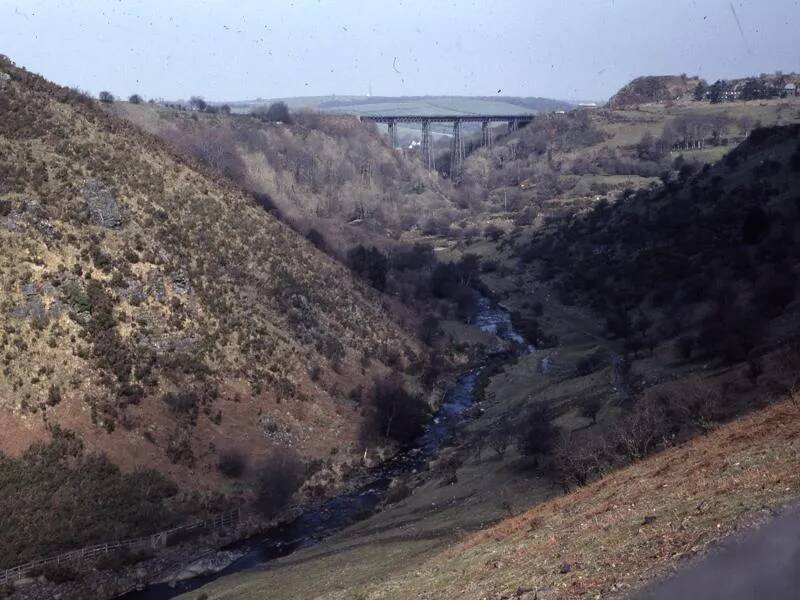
[0,0,798,102]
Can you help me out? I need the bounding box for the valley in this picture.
[1,14,800,599]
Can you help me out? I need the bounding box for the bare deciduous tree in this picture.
[488,418,512,460]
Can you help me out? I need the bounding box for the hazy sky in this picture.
[1,0,798,101]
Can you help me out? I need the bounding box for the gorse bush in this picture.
[0,433,184,568]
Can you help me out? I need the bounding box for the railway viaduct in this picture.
[359,114,534,177]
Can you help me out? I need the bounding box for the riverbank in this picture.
[113,295,522,599]
[170,285,617,599]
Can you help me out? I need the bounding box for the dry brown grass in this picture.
[366,396,800,599]
[0,56,419,490]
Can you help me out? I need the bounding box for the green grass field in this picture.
[225,95,571,116]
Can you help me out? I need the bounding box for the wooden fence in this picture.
[0,509,241,585]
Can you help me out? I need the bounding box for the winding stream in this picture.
[125,294,529,599]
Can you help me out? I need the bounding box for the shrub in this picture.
[516,404,557,458]
[161,390,198,415]
[43,563,80,583]
[418,316,440,346]
[360,375,431,445]
[46,384,62,406]
[512,314,558,348]
[98,91,114,103]
[581,396,603,424]
[488,419,512,460]
[575,352,606,377]
[384,478,412,504]
[615,394,669,461]
[391,243,434,271]
[666,377,723,432]
[189,96,207,111]
[252,101,292,124]
[253,449,304,519]
[95,547,153,571]
[552,430,611,489]
[128,94,143,104]
[218,450,247,478]
[253,192,276,212]
[305,228,327,252]
[675,335,696,361]
[0,438,183,568]
[484,224,504,241]
[741,207,770,244]
[347,245,388,291]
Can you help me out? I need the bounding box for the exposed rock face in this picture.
[145,270,166,301]
[9,283,51,325]
[141,332,197,354]
[170,269,191,294]
[83,179,122,228]
[119,279,146,304]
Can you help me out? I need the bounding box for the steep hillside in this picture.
[608,75,703,108]
[0,56,420,501]
[110,101,457,247]
[309,395,800,600]
[526,124,800,365]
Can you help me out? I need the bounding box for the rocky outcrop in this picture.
[169,269,191,294]
[9,282,62,324]
[83,180,122,228]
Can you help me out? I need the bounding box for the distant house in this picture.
[722,87,740,102]
[784,83,798,97]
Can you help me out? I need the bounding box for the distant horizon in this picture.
[87,66,799,107]
[5,58,795,107]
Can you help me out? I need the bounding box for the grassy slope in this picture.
[0,57,418,489]
[224,96,572,115]
[361,395,800,600]
[182,395,800,600]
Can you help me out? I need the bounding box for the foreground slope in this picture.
[0,56,418,488]
[357,395,800,600]
[184,395,800,600]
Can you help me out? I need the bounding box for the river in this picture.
[124,294,529,599]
